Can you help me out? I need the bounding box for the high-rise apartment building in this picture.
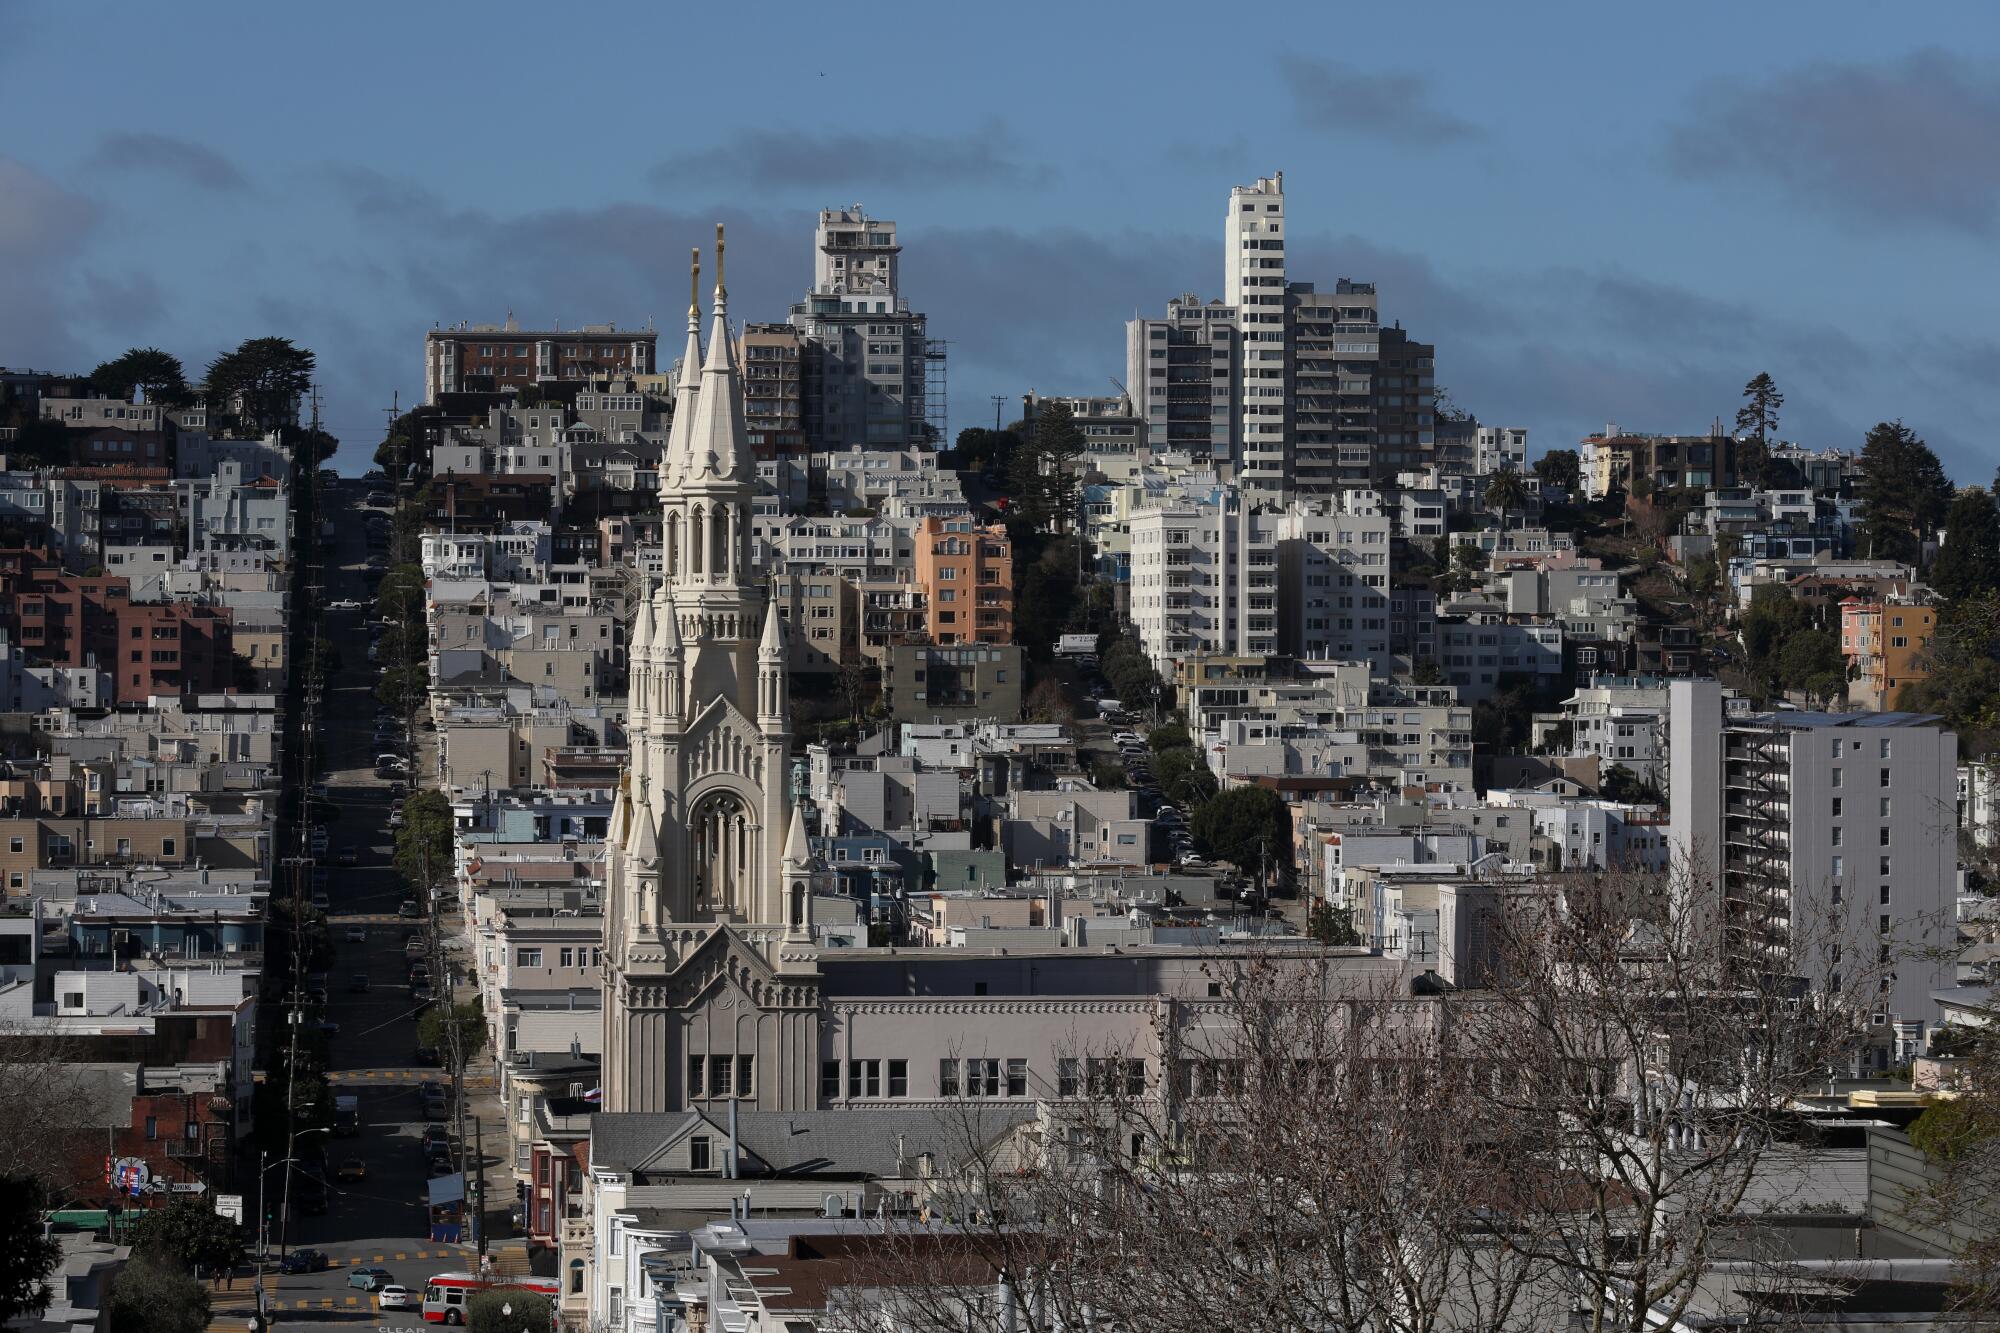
[1126,297,1240,464]
[1128,175,1436,493]
[787,209,942,451]
[1669,680,1956,1048]
[1227,175,1290,489]
[738,323,803,459]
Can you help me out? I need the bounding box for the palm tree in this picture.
[1484,467,1529,532]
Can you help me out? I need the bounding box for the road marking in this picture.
[346,1296,359,1305]
[395,1252,406,1260]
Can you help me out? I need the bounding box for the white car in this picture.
[327,599,363,610]
[376,1284,415,1310]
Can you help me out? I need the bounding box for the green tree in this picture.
[105,1255,210,1333]
[1147,723,1190,754]
[1898,594,2000,747]
[1151,747,1202,796]
[1856,419,1953,564]
[949,425,1021,476]
[376,405,442,481]
[1777,629,1844,703]
[1532,448,1581,495]
[1007,401,1087,531]
[1484,467,1529,531]
[396,789,455,893]
[1448,541,1487,594]
[0,1175,62,1324]
[1012,534,1084,660]
[90,347,193,408]
[418,998,486,1074]
[1022,677,1074,725]
[1734,372,1784,443]
[126,1194,246,1275]
[1307,899,1361,946]
[468,1290,553,1333]
[1932,488,2000,603]
[204,336,314,439]
[1190,786,1292,886]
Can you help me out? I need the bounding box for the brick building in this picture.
[0,548,235,703]
[424,322,657,403]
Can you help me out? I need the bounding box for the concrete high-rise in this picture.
[787,208,940,451]
[1126,296,1240,464]
[1227,174,1290,489]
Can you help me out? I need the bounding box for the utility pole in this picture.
[473,1114,486,1267]
[990,395,1005,433]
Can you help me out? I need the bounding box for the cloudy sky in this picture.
[2,2,1997,477]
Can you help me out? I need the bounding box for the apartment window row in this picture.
[686,1053,755,1100]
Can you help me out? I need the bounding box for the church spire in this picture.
[655,583,684,727]
[681,224,748,485]
[757,591,788,728]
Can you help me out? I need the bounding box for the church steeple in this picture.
[757,590,788,729]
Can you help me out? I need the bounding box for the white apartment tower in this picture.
[787,207,938,451]
[1227,174,1290,490]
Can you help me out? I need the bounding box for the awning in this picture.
[427,1173,466,1206]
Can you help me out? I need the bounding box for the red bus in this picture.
[421,1272,560,1324]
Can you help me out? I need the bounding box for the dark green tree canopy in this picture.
[1532,449,1581,495]
[91,347,193,408]
[1932,488,2000,603]
[0,1175,62,1324]
[125,1194,246,1274]
[205,336,314,439]
[1857,419,1952,565]
[1190,786,1292,884]
[1006,401,1087,532]
[106,1255,210,1333]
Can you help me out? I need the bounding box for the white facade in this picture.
[1127,496,1279,672]
[1475,426,1528,476]
[1226,174,1289,489]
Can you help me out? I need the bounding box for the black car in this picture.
[281,1248,331,1274]
[414,1044,441,1067]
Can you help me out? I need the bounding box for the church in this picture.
[599,230,1408,1119]
[600,229,824,1114]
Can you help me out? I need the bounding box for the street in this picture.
[225,481,503,1330]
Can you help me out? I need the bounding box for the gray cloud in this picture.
[0,156,101,369]
[91,132,247,191]
[648,122,1050,191]
[1280,56,1481,147]
[1664,50,2000,233]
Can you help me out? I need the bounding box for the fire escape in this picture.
[1723,725,1792,975]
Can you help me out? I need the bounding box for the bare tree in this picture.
[846,859,1898,1333]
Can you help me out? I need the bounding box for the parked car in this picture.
[398,900,421,919]
[344,923,368,944]
[376,1285,415,1311]
[338,1159,369,1184]
[422,1095,448,1122]
[327,599,363,611]
[336,846,358,866]
[281,1249,330,1274]
[420,1125,453,1152]
[411,983,434,1006]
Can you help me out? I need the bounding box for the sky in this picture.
[2,1,1997,478]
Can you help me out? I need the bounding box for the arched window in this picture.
[689,506,704,576]
[690,790,752,916]
[665,512,679,576]
[569,1259,584,1294]
[714,505,730,577]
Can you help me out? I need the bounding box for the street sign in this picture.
[108,1158,150,1197]
[169,1182,208,1194]
[215,1193,244,1223]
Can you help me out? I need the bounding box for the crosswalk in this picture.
[327,1067,496,1088]
[207,1245,475,1322]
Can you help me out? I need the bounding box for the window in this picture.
[1880,798,1892,818]
[1880,739,1892,759]
[145,1116,157,1140]
[1831,798,1842,818]
[939,1058,959,1097]
[687,1055,705,1099]
[1880,856,1892,877]
[689,1135,712,1171]
[1058,1058,1079,1096]
[849,1059,881,1097]
[1831,855,1844,880]
[1881,883,1891,905]
[964,1059,1001,1097]
[822,1060,841,1099]
[1880,826,1892,847]
[1007,1058,1028,1097]
[7,838,19,853]
[888,1059,907,1097]
[1831,827,1842,847]
[1832,767,1842,788]
[516,948,543,968]
[161,838,176,857]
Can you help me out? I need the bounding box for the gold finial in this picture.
[714,222,726,294]
[689,248,701,320]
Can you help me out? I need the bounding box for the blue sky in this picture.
[2,1,1997,477]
